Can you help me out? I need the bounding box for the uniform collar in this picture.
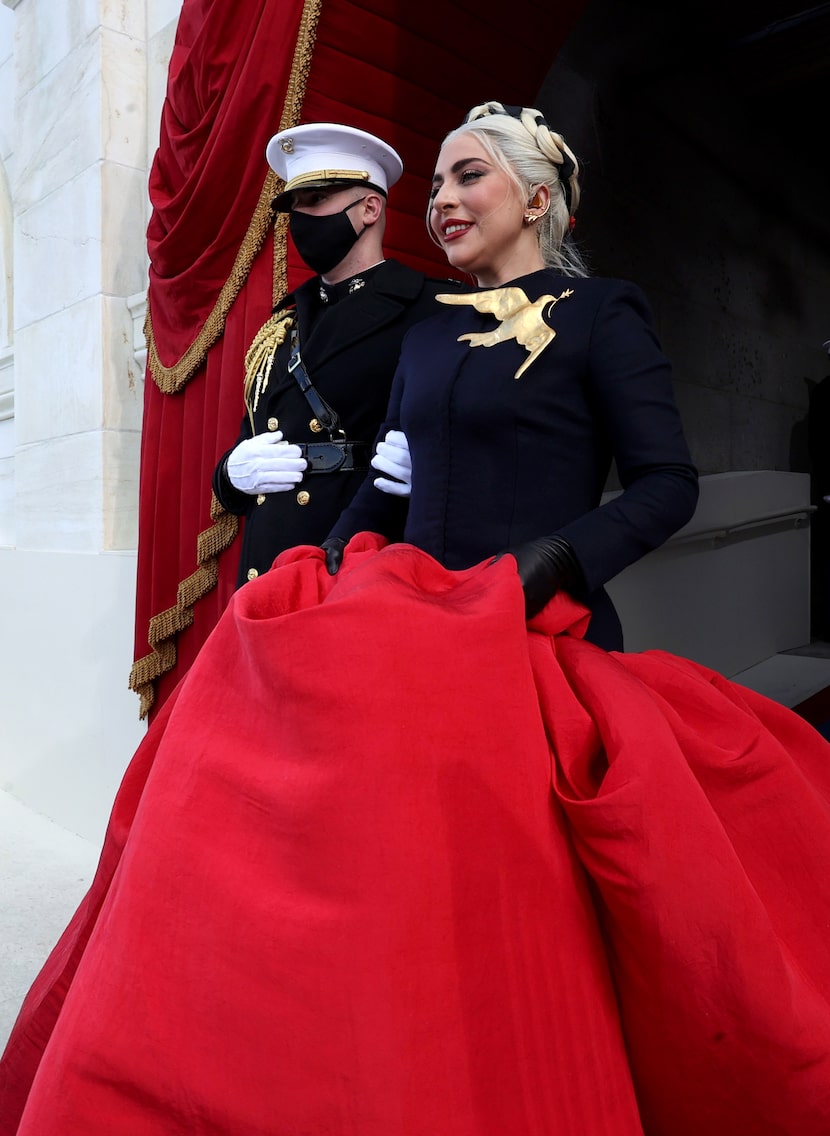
[276,258,429,316]
[318,260,386,304]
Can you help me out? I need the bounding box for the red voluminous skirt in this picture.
[2,534,830,1135]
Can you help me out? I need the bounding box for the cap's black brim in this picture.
[270,180,388,213]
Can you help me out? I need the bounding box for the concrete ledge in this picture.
[0,548,146,842]
[604,471,812,676]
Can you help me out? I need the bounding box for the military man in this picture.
[213,122,461,584]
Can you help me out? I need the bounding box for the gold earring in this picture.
[524,212,539,225]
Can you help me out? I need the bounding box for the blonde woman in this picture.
[324,102,699,649]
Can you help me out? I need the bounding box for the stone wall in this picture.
[0,0,181,841]
[539,0,829,484]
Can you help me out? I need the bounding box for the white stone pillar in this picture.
[13,1,149,552]
[0,0,183,841]
[0,6,16,543]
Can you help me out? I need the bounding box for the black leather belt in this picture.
[299,441,371,473]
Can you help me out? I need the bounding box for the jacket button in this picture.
[246,568,259,581]
[296,490,310,506]
[267,418,279,431]
[256,494,266,505]
[309,418,323,433]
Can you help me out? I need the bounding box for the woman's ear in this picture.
[528,186,551,212]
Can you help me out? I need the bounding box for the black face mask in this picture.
[288,197,367,275]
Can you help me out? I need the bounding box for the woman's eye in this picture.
[428,168,484,202]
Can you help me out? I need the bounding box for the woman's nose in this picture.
[431,184,455,211]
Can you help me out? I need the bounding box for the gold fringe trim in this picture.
[131,0,323,718]
[244,308,295,429]
[128,494,240,718]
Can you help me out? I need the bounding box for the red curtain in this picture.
[130,0,587,719]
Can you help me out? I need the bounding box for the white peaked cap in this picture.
[267,122,404,211]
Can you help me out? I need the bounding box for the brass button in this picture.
[267,417,279,431]
[309,418,323,433]
[246,568,259,581]
[256,494,266,505]
[296,490,310,506]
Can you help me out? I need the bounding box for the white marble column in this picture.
[0,7,15,544]
[0,0,183,842]
[13,1,149,551]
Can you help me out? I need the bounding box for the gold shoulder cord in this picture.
[244,308,296,430]
[129,0,323,719]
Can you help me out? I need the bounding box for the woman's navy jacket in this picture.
[330,269,699,649]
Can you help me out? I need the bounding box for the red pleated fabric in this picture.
[534,638,830,1133]
[133,0,303,717]
[6,535,829,1134]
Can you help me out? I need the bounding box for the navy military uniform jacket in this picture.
[329,269,700,649]
[213,259,461,586]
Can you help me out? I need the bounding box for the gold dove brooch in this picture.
[436,286,573,379]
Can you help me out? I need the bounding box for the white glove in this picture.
[226,431,307,494]
[372,430,412,497]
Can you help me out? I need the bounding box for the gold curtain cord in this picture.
[146,171,282,394]
[129,0,323,719]
[272,211,289,307]
[129,493,240,719]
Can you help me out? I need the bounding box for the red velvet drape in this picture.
[130,0,316,718]
[131,0,588,719]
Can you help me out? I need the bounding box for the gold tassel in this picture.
[243,309,295,430]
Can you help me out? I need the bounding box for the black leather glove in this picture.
[321,536,346,576]
[497,535,584,619]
